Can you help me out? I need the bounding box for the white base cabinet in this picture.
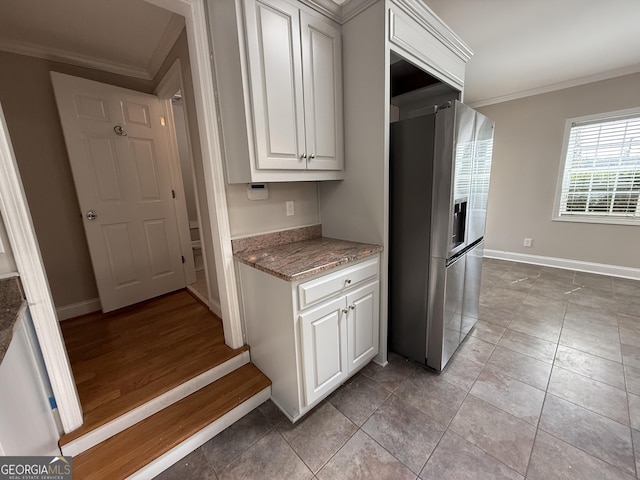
[239,255,379,421]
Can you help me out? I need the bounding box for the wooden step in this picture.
[60,350,250,456]
[72,363,271,480]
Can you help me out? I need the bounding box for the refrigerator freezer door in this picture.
[461,240,484,340]
[467,112,495,245]
[427,254,466,371]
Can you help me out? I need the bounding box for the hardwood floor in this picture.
[59,290,249,446]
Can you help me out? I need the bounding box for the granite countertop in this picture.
[234,236,383,282]
[0,277,25,364]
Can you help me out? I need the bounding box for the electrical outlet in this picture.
[286,201,295,216]
[523,237,533,247]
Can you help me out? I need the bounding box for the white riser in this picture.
[127,386,271,480]
[61,350,250,456]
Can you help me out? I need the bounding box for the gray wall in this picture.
[478,72,640,269]
[0,211,17,276]
[226,182,319,238]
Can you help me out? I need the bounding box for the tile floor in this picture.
[156,259,640,479]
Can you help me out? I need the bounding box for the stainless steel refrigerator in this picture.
[389,100,494,371]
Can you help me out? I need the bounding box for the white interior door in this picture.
[51,72,185,313]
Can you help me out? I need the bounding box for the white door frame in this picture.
[0,0,243,434]
[155,59,220,313]
[154,60,199,288]
[0,104,83,432]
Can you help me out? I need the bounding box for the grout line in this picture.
[538,423,636,478]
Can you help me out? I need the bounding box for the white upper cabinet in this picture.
[208,0,344,183]
[300,12,343,171]
[244,0,306,170]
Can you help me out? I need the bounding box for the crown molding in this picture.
[469,64,640,109]
[299,0,342,22]
[147,14,186,79]
[300,0,376,24]
[390,0,472,62]
[340,0,377,23]
[0,39,152,79]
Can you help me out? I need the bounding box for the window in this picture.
[554,108,640,225]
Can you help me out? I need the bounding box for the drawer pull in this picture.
[345,279,352,285]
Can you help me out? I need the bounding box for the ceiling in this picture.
[422,0,640,106]
[0,0,639,105]
[0,0,184,80]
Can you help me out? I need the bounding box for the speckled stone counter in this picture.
[0,277,24,364]
[233,227,383,281]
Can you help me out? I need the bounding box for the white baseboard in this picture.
[56,298,101,321]
[209,297,222,317]
[484,249,640,281]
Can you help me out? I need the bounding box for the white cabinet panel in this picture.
[388,4,468,91]
[346,281,379,372]
[244,0,306,170]
[300,297,347,404]
[301,12,343,171]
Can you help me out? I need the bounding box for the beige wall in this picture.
[479,72,640,269]
[0,50,155,307]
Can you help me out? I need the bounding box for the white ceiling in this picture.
[0,0,184,80]
[1,0,639,105]
[422,0,640,106]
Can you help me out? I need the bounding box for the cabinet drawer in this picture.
[298,256,379,310]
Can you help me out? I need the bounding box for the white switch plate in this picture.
[286,201,295,216]
[523,237,532,247]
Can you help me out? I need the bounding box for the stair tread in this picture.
[72,363,271,480]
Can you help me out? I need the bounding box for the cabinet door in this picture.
[300,297,347,405]
[244,0,306,170]
[346,281,379,372]
[300,12,343,171]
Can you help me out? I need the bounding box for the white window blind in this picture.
[557,111,640,223]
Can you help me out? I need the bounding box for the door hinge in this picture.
[172,189,176,198]
[181,256,185,264]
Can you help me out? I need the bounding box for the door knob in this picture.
[86,211,97,220]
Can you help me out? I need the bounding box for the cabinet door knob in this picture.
[300,153,307,160]
[342,308,349,314]
[309,153,316,159]
[345,279,351,285]
[349,305,355,310]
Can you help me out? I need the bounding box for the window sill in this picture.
[552,215,640,227]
